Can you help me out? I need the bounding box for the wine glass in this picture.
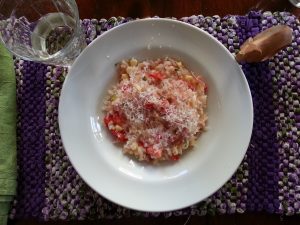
[289,0,300,8]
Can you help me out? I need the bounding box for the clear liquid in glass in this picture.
[30,12,85,65]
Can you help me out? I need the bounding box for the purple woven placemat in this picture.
[10,11,300,220]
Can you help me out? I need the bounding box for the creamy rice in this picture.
[103,57,207,162]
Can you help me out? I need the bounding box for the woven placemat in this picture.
[10,11,300,220]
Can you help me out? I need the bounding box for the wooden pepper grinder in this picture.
[235,25,293,63]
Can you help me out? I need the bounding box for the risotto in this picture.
[103,57,207,162]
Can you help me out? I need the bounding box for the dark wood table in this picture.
[9,0,300,225]
[76,0,300,19]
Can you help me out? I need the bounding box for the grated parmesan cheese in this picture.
[103,57,207,162]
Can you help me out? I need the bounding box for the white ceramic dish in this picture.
[59,18,253,212]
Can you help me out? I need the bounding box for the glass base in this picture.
[289,0,300,8]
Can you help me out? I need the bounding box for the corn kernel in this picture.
[126,66,134,74]
[184,75,194,81]
[110,95,117,101]
[130,58,138,66]
[138,146,144,154]
[131,142,138,150]
[176,61,182,67]
[115,125,123,131]
[121,73,129,80]
[172,147,179,155]
[134,84,141,91]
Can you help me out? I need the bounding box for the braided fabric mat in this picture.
[10,11,300,220]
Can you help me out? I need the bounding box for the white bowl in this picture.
[59,18,253,212]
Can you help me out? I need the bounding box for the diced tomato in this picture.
[111,130,127,142]
[169,135,184,145]
[167,97,173,104]
[163,121,171,129]
[146,146,155,155]
[138,140,145,147]
[158,106,166,115]
[148,72,164,81]
[187,83,196,91]
[117,132,127,142]
[105,112,125,126]
[146,147,162,159]
[104,114,113,127]
[144,102,155,110]
[204,84,208,94]
[112,113,125,124]
[171,155,180,161]
[153,149,162,158]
